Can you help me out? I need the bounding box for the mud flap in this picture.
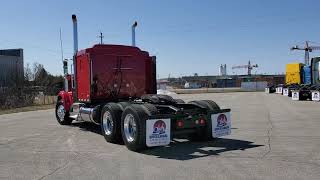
[265,88,269,93]
[211,112,231,138]
[311,91,320,101]
[292,91,299,101]
[283,88,289,96]
[276,87,283,94]
[146,118,171,147]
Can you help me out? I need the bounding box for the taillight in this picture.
[198,116,206,125]
[177,120,184,127]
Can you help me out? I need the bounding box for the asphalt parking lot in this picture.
[0,92,319,180]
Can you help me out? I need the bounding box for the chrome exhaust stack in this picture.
[72,14,78,54]
[72,14,78,98]
[132,21,137,47]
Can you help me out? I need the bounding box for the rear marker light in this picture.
[177,120,184,127]
[200,119,206,124]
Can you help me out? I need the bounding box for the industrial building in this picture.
[0,49,24,87]
[168,74,285,89]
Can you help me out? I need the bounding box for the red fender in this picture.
[57,91,74,111]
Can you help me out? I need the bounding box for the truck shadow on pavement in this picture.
[70,122,262,160]
[142,138,263,160]
[71,122,102,134]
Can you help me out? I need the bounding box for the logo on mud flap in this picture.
[217,114,228,127]
[150,120,168,139]
[152,120,166,134]
[212,113,231,138]
[146,119,171,147]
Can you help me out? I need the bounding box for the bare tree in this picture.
[1,62,64,109]
[24,63,33,81]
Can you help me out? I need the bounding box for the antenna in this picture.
[98,31,104,44]
[59,28,64,62]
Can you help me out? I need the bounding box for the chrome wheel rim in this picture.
[123,114,136,142]
[57,105,65,121]
[102,111,113,135]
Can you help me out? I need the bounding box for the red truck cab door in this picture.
[76,53,91,101]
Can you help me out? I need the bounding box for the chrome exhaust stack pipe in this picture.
[72,14,78,54]
[72,14,78,98]
[132,21,137,47]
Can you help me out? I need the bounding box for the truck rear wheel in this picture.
[190,126,214,142]
[117,102,131,111]
[188,100,219,141]
[121,104,153,151]
[156,94,176,104]
[141,94,176,104]
[55,101,72,125]
[101,103,123,143]
[174,99,185,103]
[189,100,220,110]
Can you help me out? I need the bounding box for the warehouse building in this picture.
[0,49,24,87]
[167,74,285,89]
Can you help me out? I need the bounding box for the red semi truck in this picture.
[55,15,232,151]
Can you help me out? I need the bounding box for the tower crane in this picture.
[290,41,320,65]
[232,61,258,76]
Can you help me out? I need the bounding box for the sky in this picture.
[1,0,320,78]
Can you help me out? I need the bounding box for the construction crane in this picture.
[232,61,258,76]
[291,41,320,65]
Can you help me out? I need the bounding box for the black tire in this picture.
[189,100,206,109]
[189,100,220,110]
[201,100,220,110]
[101,103,123,143]
[141,94,159,104]
[141,94,176,104]
[188,100,219,141]
[141,103,158,115]
[117,101,131,111]
[55,101,73,125]
[121,104,152,151]
[156,94,176,104]
[189,122,214,141]
[174,99,185,103]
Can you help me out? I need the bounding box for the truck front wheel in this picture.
[55,102,72,125]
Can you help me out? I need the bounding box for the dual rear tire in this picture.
[101,103,123,143]
[189,100,220,111]
[188,100,220,141]
[101,103,157,151]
